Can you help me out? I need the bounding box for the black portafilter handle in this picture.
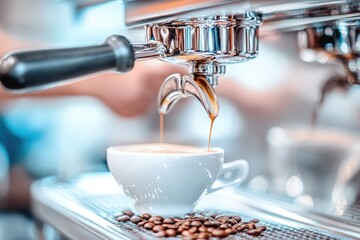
[0,35,135,91]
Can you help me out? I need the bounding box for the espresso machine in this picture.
[1,0,360,239]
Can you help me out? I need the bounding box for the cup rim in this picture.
[107,143,224,156]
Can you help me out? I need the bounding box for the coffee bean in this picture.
[183,234,198,240]
[154,216,164,221]
[198,226,207,232]
[228,219,238,225]
[258,225,267,231]
[163,218,175,224]
[149,216,163,222]
[143,222,155,230]
[236,224,247,232]
[247,223,256,230]
[119,211,266,239]
[216,216,229,224]
[247,229,262,236]
[197,232,211,239]
[230,216,242,222]
[165,229,177,237]
[122,210,134,217]
[221,223,231,229]
[191,217,206,222]
[130,216,142,224]
[189,227,198,233]
[165,224,178,229]
[152,225,166,232]
[180,225,190,230]
[251,219,260,223]
[225,228,237,235]
[182,230,192,236]
[141,213,151,220]
[191,220,202,227]
[137,221,147,227]
[232,223,241,229]
[155,230,167,237]
[206,227,215,232]
[204,221,219,227]
[211,229,228,238]
[183,220,192,226]
[116,215,130,222]
[209,221,220,227]
[175,221,184,226]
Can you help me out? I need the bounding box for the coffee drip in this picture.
[158,74,219,150]
[311,76,350,129]
[298,23,360,129]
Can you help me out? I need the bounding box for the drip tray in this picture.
[31,173,360,240]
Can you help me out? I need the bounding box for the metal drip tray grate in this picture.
[31,173,359,240]
[79,195,337,240]
[343,204,360,223]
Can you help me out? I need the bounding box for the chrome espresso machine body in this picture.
[2,1,360,239]
[1,0,360,117]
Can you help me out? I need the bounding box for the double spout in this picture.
[298,19,360,85]
[158,73,219,119]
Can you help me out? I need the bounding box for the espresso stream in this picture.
[160,114,216,151]
[194,75,218,151]
[160,113,164,144]
[311,77,349,129]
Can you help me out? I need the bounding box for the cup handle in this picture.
[207,160,249,194]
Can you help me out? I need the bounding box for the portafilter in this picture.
[0,13,261,92]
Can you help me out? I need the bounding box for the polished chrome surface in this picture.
[298,19,360,84]
[31,173,360,239]
[298,20,360,59]
[125,0,360,30]
[260,0,360,32]
[146,14,261,64]
[157,73,219,118]
[191,63,226,86]
[146,13,261,86]
[132,42,167,61]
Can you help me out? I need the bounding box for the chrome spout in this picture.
[298,18,360,84]
[158,73,219,118]
[125,0,360,32]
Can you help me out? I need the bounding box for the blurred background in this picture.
[1,0,360,239]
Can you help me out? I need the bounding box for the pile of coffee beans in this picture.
[116,210,267,239]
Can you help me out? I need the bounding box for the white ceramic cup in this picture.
[107,144,248,216]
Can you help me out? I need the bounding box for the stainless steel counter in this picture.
[31,173,360,240]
